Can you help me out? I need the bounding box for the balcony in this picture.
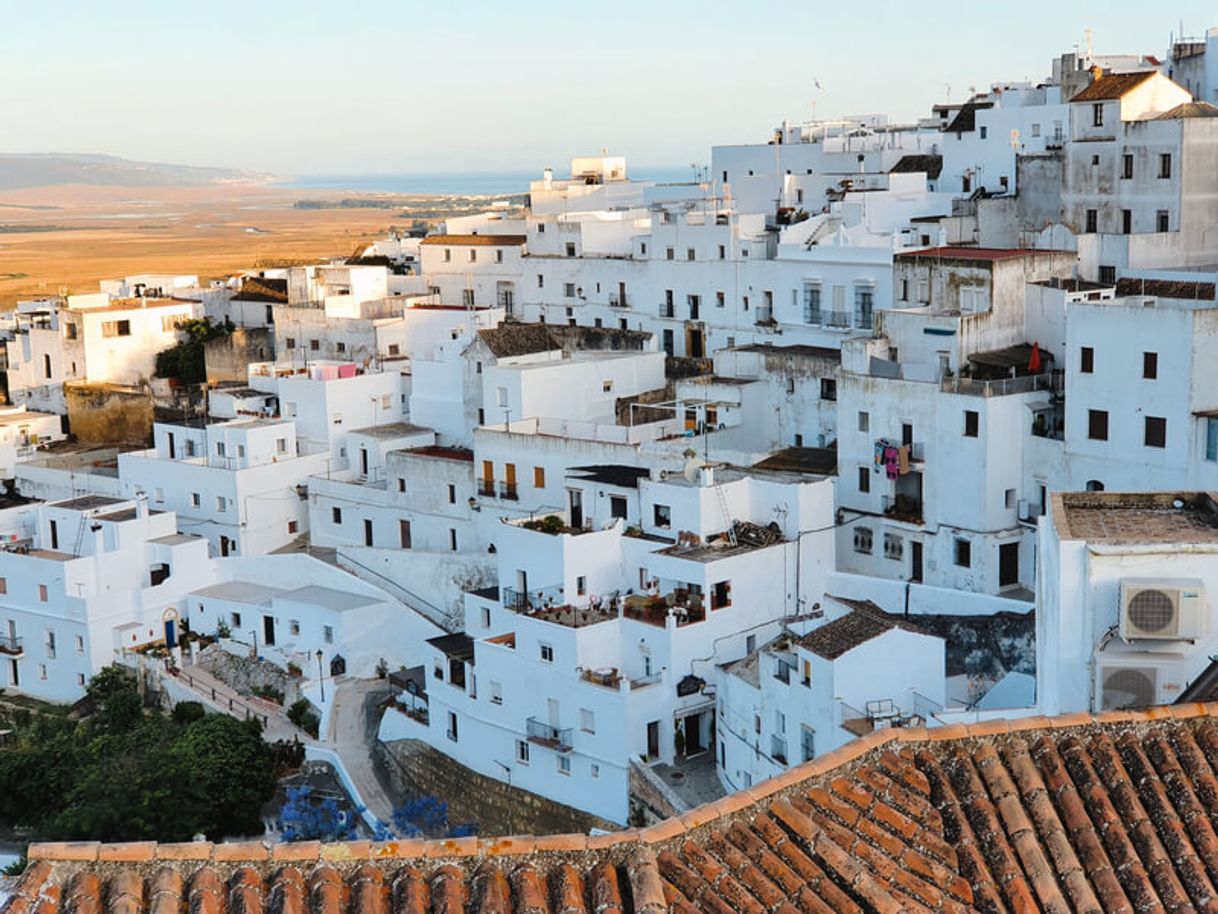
[477,481,496,497]
[882,494,924,525]
[0,635,23,657]
[581,667,622,689]
[609,293,629,308]
[526,717,573,752]
[941,371,1061,398]
[502,586,617,628]
[623,590,705,627]
[840,699,926,737]
[824,310,851,328]
[498,481,519,501]
[659,303,675,318]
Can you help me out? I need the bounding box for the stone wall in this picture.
[195,644,302,705]
[377,738,616,837]
[65,382,153,446]
[205,327,274,384]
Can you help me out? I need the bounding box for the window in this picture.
[1092,103,1104,127]
[883,533,903,560]
[0,577,6,594]
[1005,488,1016,509]
[1099,265,1116,285]
[75,634,84,653]
[1157,210,1170,232]
[1085,209,1098,233]
[101,320,131,337]
[287,520,298,534]
[1091,154,1100,166]
[462,289,475,307]
[718,244,726,260]
[468,249,476,262]
[853,526,873,555]
[231,611,242,629]
[653,504,671,529]
[332,507,342,524]
[1088,409,1109,441]
[397,478,406,493]
[1122,210,1132,234]
[491,680,503,705]
[336,341,346,353]
[449,528,458,551]
[480,606,490,629]
[537,274,544,288]
[285,337,296,349]
[1144,416,1167,448]
[191,492,201,508]
[215,496,226,512]
[443,249,452,262]
[858,411,870,433]
[540,643,554,663]
[979,125,988,139]
[290,620,300,636]
[564,283,575,298]
[686,247,695,262]
[964,410,979,437]
[64,322,77,340]
[1080,346,1094,374]
[580,708,595,733]
[711,580,731,610]
[557,755,571,776]
[43,354,52,379]
[820,378,836,401]
[1206,418,1218,462]
[533,466,545,488]
[954,538,971,567]
[1122,154,1133,179]
[565,242,576,257]
[447,711,458,742]
[310,339,320,352]
[576,575,586,596]
[516,739,529,763]
[1159,153,1172,179]
[1143,352,1158,380]
[38,665,47,681]
[323,625,333,644]
[45,630,56,659]
[858,466,870,494]
[399,520,411,549]
[666,247,674,260]
[1031,122,1041,138]
[447,484,456,504]
[591,763,600,778]
[495,249,504,263]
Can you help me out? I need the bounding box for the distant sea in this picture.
[284,167,694,197]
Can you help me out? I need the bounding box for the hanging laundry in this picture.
[883,446,899,480]
[897,445,910,475]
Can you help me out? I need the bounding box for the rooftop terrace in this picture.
[1054,491,1218,545]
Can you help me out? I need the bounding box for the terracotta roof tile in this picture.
[25,709,1218,913]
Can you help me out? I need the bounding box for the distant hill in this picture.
[0,153,275,190]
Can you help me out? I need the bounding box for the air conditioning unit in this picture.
[1095,655,1187,710]
[1119,578,1206,641]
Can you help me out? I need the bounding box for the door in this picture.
[646,720,660,759]
[610,496,627,520]
[164,618,177,648]
[548,698,560,727]
[662,329,674,355]
[263,615,275,647]
[911,541,923,583]
[1000,542,1019,588]
[568,489,583,529]
[360,448,368,476]
[504,463,517,499]
[8,659,16,687]
[399,519,412,549]
[167,433,175,459]
[49,520,58,551]
[220,536,230,557]
[684,713,706,755]
[363,518,374,547]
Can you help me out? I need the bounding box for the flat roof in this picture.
[192,580,286,605]
[427,632,475,661]
[148,533,201,546]
[349,422,430,439]
[419,234,527,246]
[897,246,1073,262]
[277,585,381,612]
[50,495,124,511]
[407,445,473,462]
[1053,491,1218,545]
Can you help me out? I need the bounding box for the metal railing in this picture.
[609,293,629,308]
[499,481,519,500]
[912,690,943,722]
[0,635,24,655]
[824,310,851,328]
[477,481,496,497]
[526,717,573,751]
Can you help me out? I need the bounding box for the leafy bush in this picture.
[251,684,284,705]
[154,318,234,384]
[171,702,206,725]
[286,699,320,738]
[0,666,276,842]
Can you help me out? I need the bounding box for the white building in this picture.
[717,596,945,792]
[1037,490,1218,714]
[0,406,64,477]
[4,291,202,413]
[391,464,836,823]
[0,494,212,702]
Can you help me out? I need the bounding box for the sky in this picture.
[2,1,1215,176]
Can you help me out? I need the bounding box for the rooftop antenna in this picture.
[1083,27,1093,63]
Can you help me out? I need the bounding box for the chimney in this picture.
[1090,65,1104,81]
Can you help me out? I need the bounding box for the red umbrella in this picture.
[1027,341,1042,374]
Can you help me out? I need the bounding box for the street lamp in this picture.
[316,649,325,702]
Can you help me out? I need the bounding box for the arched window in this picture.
[1085,479,1105,492]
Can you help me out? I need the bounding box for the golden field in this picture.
[0,183,408,306]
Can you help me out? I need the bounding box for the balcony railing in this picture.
[477,481,496,497]
[502,586,617,628]
[941,371,1059,398]
[526,717,573,752]
[581,667,622,689]
[659,303,675,318]
[609,293,629,308]
[770,736,788,765]
[824,310,851,328]
[498,481,519,501]
[0,635,23,656]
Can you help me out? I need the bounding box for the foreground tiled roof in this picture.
[1070,70,1157,102]
[14,706,1218,913]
